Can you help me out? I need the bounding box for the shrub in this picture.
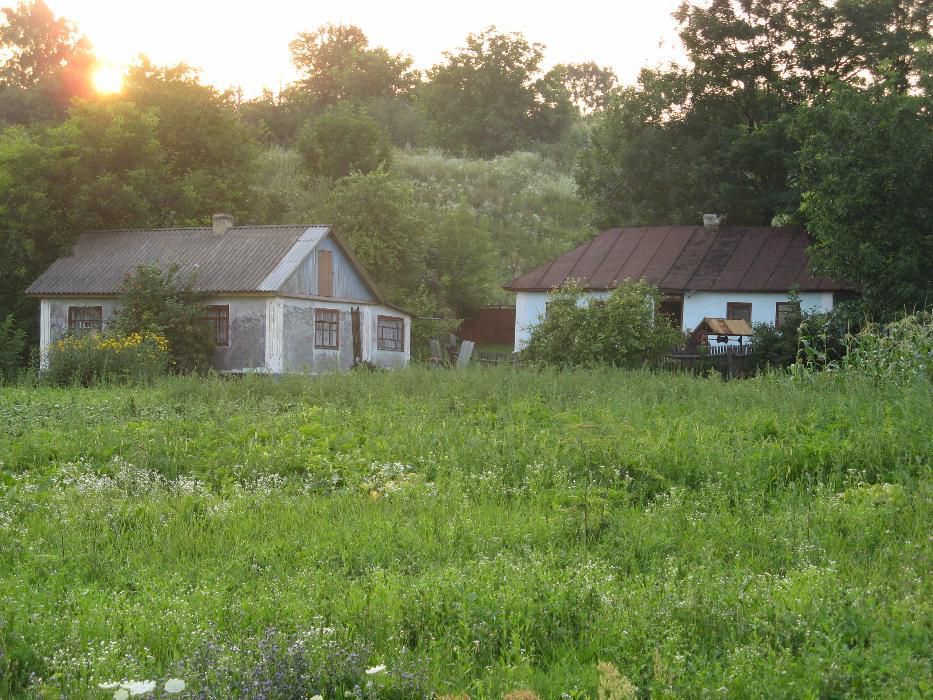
[44,331,169,386]
[521,280,683,368]
[0,316,26,382]
[112,264,215,373]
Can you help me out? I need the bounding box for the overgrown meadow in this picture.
[0,368,930,698]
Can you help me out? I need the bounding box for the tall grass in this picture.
[0,367,930,697]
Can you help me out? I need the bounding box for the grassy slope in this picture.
[0,368,930,697]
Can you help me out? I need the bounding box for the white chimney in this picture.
[703,213,721,229]
[212,213,234,236]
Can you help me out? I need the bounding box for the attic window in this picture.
[315,308,339,349]
[775,301,800,329]
[205,305,229,346]
[727,302,752,325]
[377,315,404,352]
[68,305,102,333]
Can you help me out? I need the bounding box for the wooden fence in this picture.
[661,344,757,379]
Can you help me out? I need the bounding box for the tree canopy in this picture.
[423,26,575,156]
[296,103,392,178]
[0,0,94,124]
[797,86,932,315]
[289,24,418,107]
[576,0,932,228]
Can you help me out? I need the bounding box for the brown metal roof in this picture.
[26,225,324,295]
[504,226,850,293]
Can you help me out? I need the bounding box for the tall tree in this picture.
[547,62,618,114]
[796,86,932,315]
[289,24,418,107]
[0,0,94,123]
[423,26,575,156]
[576,0,932,227]
[123,58,259,222]
[0,100,167,333]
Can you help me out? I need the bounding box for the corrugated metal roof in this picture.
[504,226,851,293]
[26,225,329,295]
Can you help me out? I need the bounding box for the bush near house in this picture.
[111,264,215,373]
[43,331,169,386]
[521,279,684,368]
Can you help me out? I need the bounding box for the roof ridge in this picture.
[84,224,331,234]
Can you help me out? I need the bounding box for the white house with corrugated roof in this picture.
[504,220,855,351]
[26,214,411,373]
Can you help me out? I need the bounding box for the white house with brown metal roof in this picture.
[26,215,411,373]
[504,222,854,351]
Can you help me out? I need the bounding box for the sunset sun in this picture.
[92,63,124,94]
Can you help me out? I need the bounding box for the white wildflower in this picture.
[365,664,386,675]
[98,681,121,689]
[164,678,186,694]
[124,680,156,696]
[114,690,129,700]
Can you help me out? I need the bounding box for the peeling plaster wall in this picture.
[280,298,409,373]
[42,297,123,359]
[208,296,267,372]
[38,294,410,374]
[366,305,410,369]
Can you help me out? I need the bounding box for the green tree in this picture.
[111,264,214,373]
[576,0,931,227]
[423,26,575,156]
[301,170,426,304]
[296,104,392,178]
[547,62,617,114]
[0,0,94,123]
[423,203,498,317]
[0,100,168,335]
[289,24,418,107]
[796,86,933,315]
[123,58,259,222]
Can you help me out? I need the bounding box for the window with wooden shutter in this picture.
[377,316,404,351]
[318,249,334,297]
[68,306,103,333]
[205,305,229,346]
[315,308,339,349]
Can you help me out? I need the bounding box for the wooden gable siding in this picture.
[280,235,376,300]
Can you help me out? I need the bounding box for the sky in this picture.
[46,0,688,97]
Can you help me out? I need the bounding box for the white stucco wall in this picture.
[513,290,835,351]
[682,292,834,336]
[278,297,411,373]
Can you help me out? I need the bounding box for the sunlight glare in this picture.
[92,64,124,94]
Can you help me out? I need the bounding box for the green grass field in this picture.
[1,367,930,698]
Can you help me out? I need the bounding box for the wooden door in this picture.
[351,306,362,366]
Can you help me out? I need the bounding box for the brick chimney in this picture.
[212,213,234,236]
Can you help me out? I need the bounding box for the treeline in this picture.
[0,0,931,354]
